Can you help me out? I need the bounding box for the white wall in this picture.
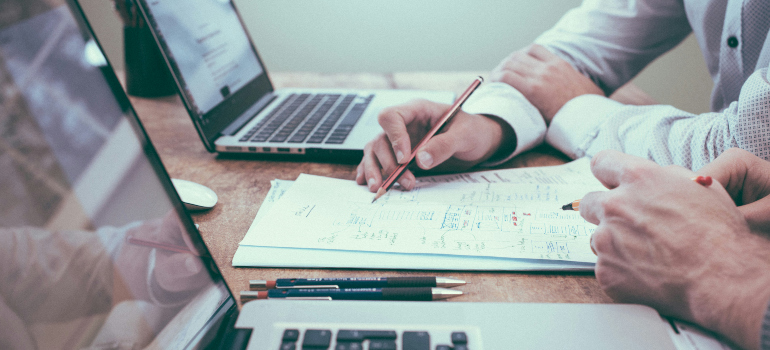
[80,0,713,113]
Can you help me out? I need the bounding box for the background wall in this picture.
[79,0,713,114]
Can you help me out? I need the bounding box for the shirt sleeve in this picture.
[534,0,692,95]
[546,66,770,170]
[462,82,546,166]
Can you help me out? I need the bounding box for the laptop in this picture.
[133,0,454,159]
[0,1,717,349]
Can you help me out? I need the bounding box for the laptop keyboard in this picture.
[239,93,373,145]
[278,328,472,350]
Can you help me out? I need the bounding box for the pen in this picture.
[126,235,198,256]
[560,175,713,211]
[239,287,462,302]
[249,277,466,290]
[372,76,484,203]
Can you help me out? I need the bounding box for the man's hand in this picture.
[117,212,209,303]
[490,44,604,123]
[356,99,513,192]
[697,148,770,233]
[580,150,770,350]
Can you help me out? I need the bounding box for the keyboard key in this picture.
[402,331,430,350]
[435,346,451,350]
[251,94,310,142]
[369,340,396,350]
[280,342,296,350]
[271,95,323,142]
[336,330,397,342]
[283,329,300,342]
[451,332,468,344]
[334,342,362,350]
[289,95,340,143]
[240,94,295,142]
[307,95,355,143]
[453,345,469,350]
[302,330,332,349]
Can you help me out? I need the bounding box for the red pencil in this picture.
[372,76,484,203]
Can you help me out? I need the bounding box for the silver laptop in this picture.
[0,1,713,349]
[134,0,454,159]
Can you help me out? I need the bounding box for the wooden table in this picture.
[129,72,628,306]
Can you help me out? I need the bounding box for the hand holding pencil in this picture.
[574,149,770,350]
[371,77,484,202]
[357,77,514,194]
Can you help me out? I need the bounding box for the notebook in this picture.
[0,1,725,349]
[134,0,454,160]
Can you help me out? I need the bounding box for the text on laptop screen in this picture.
[145,0,263,117]
[0,2,230,349]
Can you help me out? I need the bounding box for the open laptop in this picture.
[0,1,722,349]
[133,0,454,159]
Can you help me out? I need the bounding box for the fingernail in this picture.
[368,178,376,189]
[396,150,404,163]
[356,168,362,180]
[400,177,412,189]
[417,151,433,168]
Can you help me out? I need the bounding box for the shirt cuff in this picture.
[545,94,624,159]
[461,82,546,166]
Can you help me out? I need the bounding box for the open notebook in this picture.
[234,158,602,270]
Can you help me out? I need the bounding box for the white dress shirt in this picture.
[463,0,770,170]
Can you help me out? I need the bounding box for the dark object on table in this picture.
[124,24,175,97]
[114,0,175,97]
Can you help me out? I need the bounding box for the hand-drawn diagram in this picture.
[327,199,596,262]
[244,165,604,263]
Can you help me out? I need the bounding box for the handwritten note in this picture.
[240,159,605,263]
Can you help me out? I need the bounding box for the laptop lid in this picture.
[0,1,243,348]
[136,0,274,152]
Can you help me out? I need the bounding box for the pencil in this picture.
[372,76,484,203]
[127,235,198,256]
[560,175,713,211]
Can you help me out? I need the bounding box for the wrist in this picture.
[479,114,516,164]
[691,261,770,350]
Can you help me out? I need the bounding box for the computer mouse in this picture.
[171,178,218,211]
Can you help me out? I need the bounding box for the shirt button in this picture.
[727,36,739,48]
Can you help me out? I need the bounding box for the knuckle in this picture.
[592,230,611,254]
[524,44,537,55]
[619,163,652,184]
[594,263,610,288]
[431,136,455,152]
[722,147,749,158]
[377,107,399,124]
[600,194,630,218]
[498,72,516,86]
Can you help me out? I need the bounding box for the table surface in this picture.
[128,72,652,306]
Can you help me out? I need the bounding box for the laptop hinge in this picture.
[221,92,277,136]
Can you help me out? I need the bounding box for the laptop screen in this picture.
[141,0,263,116]
[0,1,233,348]
[138,0,274,147]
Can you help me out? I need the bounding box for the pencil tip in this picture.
[371,188,386,203]
[561,203,572,211]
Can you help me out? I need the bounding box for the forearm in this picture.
[693,263,770,350]
[534,0,690,95]
[0,227,115,322]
